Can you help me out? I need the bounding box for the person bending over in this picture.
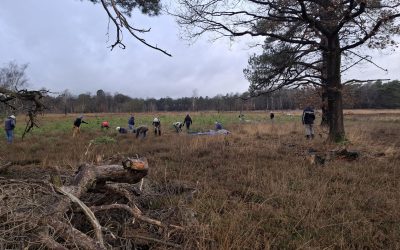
[116,127,128,134]
[73,116,88,137]
[173,121,184,133]
[135,126,148,138]
[101,121,110,130]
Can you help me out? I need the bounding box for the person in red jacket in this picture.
[101,121,110,130]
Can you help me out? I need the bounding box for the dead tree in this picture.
[0,86,48,138]
[0,157,184,249]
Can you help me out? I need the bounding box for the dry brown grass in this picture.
[1,111,400,249]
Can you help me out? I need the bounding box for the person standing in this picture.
[270,112,275,121]
[184,113,192,131]
[128,114,135,131]
[302,106,316,139]
[4,115,16,144]
[152,117,161,136]
[72,115,88,137]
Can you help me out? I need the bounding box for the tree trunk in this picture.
[321,41,329,127]
[326,35,345,142]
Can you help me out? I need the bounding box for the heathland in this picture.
[1,110,399,249]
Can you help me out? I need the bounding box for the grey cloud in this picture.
[1,0,399,100]
[0,0,254,98]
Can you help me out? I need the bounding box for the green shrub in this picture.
[90,136,116,145]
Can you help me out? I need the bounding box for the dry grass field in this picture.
[1,110,399,249]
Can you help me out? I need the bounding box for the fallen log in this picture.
[2,156,186,249]
[48,158,149,247]
[308,147,360,166]
[1,157,150,249]
[69,157,149,194]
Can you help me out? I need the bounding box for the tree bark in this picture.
[326,34,345,142]
[321,38,329,128]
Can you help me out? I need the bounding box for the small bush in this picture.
[90,136,116,145]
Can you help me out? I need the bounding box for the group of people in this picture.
[88,114,150,138]
[172,114,193,133]
[74,113,195,139]
[4,108,316,143]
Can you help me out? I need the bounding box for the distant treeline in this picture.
[39,80,400,113]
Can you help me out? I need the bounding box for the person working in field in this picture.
[270,112,275,124]
[238,112,245,122]
[215,121,223,130]
[184,113,192,131]
[4,115,16,144]
[72,116,88,137]
[116,126,128,134]
[101,121,110,130]
[128,114,135,131]
[302,106,316,139]
[152,117,161,136]
[135,125,148,138]
[173,121,184,133]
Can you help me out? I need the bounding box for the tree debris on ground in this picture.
[0,156,198,249]
[308,147,360,166]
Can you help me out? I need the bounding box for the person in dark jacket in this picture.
[215,121,223,130]
[135,126,148,138]
[128,115,135,131]
[116,127,128,134]
[270,112,275,120]
[302,106,316,139]
[72,116,88,137]
[4,115,16,144]
[184,114,192,130]
[152,117,161,136]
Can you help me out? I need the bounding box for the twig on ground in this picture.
[55,186,105,249]
[90,203,184,230]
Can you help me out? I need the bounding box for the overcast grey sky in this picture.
[1,0,399,98]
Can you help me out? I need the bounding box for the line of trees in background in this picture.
[36,80,400,114]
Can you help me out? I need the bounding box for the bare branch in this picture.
[99,0,172,56]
